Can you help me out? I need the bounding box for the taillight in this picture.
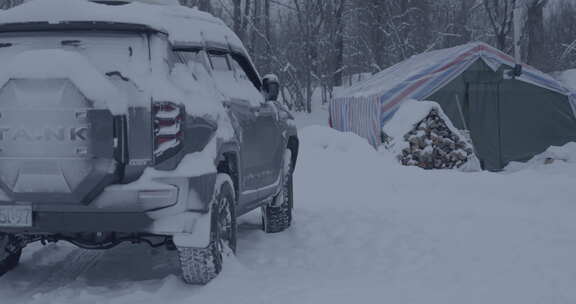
[153,101,184,163]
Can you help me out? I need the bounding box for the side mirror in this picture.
[262,74,280,101]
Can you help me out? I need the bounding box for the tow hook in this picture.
[0,234,25,258]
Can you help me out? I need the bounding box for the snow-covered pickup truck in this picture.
[0,0,298,285]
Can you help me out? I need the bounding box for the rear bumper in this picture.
[0,209,154,234]
[0,173,217,237]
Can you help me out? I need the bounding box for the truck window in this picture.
[230,53,262,91]
[174,50,204,66]
[208,51,230,71]
[172,48,216,85]
[230,57,250,82]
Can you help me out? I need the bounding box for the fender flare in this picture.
[172,174,235,248]
[214,140,242,198]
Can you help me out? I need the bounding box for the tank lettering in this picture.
[12,129,33,141]
[0,127,89,141]
[45,127,65,141]
[70,127,88,141]
[0,128,8,140]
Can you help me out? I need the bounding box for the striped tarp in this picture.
[329,95,381,146]
[331,42,576,147]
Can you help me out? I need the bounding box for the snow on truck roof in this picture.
[0,0,247,53]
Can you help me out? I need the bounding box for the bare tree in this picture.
[232,0,242,37]
[0,0,23,10]
[263,0,272,72]
[198,0,212,12]
[547,0,576,71]
[481,0,517,51]
[524,0,548,68]
[185,0,576,112]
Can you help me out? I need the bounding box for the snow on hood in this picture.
[0,49,127,114]
[0,0,246,52]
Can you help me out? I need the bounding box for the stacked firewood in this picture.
[398,109,474,169]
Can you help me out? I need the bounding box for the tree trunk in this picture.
[233,0,242,39]
[243,0,252,50]
[304,1,312,113]
[197,0,212,13]
[497,33,507,51]
[526,0,548,69]
[251,0,261,62]
[333,0,346,87]
[264,0,272,73]
[483,0,516,52]
[0,0,22,10]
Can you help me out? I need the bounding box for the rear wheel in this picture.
[262,150,294,233]
[178,175,237,285]
[0,234,22,277]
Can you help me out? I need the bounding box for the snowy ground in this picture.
[3,110,576,304]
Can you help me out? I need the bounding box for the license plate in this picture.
[0,205,32,227]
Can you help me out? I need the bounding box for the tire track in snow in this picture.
[27,248,105,296]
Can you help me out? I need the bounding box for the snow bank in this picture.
[3,125,576,304]
[296,126,402,210]
[505,142,576,172]
[301,125,377,156]
[291,87,330,128]
[0,49,127,114]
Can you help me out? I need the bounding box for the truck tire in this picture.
[0,234,22,277]
[178,175,237,285]
[262,150,294,233]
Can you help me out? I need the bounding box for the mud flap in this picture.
[172,212,211,248]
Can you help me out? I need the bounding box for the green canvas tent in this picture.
[331,42,576,170]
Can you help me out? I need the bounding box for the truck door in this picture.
[213,51,281,205]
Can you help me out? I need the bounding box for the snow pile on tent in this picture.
[505,142,576,172]
[383,100,478,170]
